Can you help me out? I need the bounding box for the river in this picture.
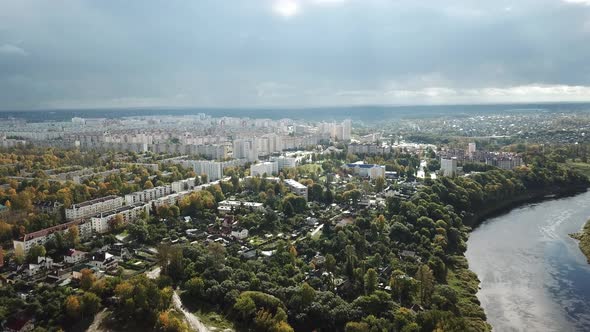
[465,190,590,332]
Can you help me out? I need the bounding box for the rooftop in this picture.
[71,195,121,209]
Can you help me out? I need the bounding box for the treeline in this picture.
[157,162,586,332]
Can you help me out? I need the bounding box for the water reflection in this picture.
[466,191,590,332]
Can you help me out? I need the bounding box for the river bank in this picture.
[451,185,588,331]
[463,185,588,228]
[465,190,590,331]
[570,219,590,263]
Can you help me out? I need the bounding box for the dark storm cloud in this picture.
[0,0,590,109]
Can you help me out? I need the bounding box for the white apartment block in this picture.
[344,163,386,180]
[257,134,283,156]
[91,203,150,234]
[218,200,264,214]
[250,161,279,177]
[284,179,308,200]
[13,220,92,257]
[125,186,172,205]
[440,157,458,177]
[270,156,299,170]
[468,142,477,155]
[233,139,258,162]
[319,119,352,141]
[65,195,125,220]
[190,160,223,181]
[171,177,198,192]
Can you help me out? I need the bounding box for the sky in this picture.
[1,0,590,110]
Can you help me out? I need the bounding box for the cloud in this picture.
[1,0,590,109]
[271,0,347,17]
[0,44,28,56]
[562,0,590,5]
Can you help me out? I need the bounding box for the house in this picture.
[231,228,249,240]
[240,248,257,259]
[89,252,118,271]
[63,249,87,264]
[27,257,54,277]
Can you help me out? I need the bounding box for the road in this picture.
[173,291,210,332]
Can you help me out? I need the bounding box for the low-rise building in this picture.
[65,195,124,220]
[88,252,118,271]
[13,220,92,257]
[218,200,264,214]
[250,161,278,177]
[344,162,386,180]
[90,203,150,234]
[231,228,249,240]
[63,249,87,264]
[171,177,198,193]
[124,186,172,205]
[269,156,299,170]
[284,179,308,200]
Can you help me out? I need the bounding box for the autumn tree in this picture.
[80,268,96,290]
[65,295,81,319]
[415,264,435,306]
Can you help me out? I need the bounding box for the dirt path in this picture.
[172,291,211,332]
[87,308,108,332]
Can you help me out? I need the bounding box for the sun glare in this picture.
[273,0,299,17]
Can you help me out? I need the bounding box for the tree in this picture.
[207,242,226,267]
[375,176,385,192]
[300,283,315,307]
[345,322,370,332]
[167,246,184,282]
[185,277,204,298]
[234,294,256,320]
[325,254,336,274]
[390,270,415,306]
[415,265,435,306]
[283,201,295,217]
[65,295,81,319]
[81,292,101,317]
[65,225,80,247]
[343,189,362,207]
[27,245,46,262]
[344,245,357,277]
[364,268,378,294]
[157,243,171,275]
[144,180,154,189]
[109,214,125,231]
[80,268,96,290]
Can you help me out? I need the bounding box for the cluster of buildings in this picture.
[0,115,352,165]
[249,155,300,177]
[318,119,352,141]
[343,162,386,180]
[169,158,247,181]
[439,143,524,172]
[13,176,222,257]
[348,143,392,155]
[0,136,27,148]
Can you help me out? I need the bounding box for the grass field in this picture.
[565,161,590,179]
